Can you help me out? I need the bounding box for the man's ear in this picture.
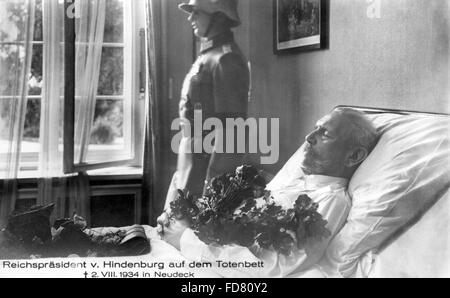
[345,147,368,168]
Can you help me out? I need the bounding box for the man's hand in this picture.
[156,212,170,234]
[157,213,190,250]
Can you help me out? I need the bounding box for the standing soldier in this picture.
[163,0,250,212]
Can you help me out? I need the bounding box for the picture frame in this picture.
[273,0,328,54]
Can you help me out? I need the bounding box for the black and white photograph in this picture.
[0,0,449,282]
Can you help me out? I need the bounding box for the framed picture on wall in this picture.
[273,0,328,54]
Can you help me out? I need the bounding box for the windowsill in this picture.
[87,165,143,177]
[14,166,143,180]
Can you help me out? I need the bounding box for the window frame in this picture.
[0,0,145,177]
[0,38,43,175]
[63,0,144,174]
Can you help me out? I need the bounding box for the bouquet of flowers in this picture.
[169,165,331,256]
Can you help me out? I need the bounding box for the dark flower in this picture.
[169,165,331,256]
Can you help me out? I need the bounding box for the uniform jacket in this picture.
[175,30,250,197]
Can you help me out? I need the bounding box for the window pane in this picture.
[85,98,130,163]
[89,99,123,145]
[0,1,28,42]
[23,97,40,142]
[33,0,43,41]
[0,44,24,95]
[0,99,12,146]
[28,44,42,95]
[0,98,40,155]
[97,47,123,95]
[103,0,124,43]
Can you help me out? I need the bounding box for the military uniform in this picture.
[166,30,249,205]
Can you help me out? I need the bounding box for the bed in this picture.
[121,106,450,278]
[221,105,449,278]
[2,106,448,278]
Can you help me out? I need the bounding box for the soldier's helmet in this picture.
[178,0,241,27]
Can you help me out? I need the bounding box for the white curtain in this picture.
[37,0,65,221]
[142,0,163,225]
[39,0,64,176]
[37,0,106,224]
[0,0,106,227]
[0,0,35,227]
[74,0,106,164]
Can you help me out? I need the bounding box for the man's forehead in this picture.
[316,113,339,128]
[316,112,348,133]
[316,114,332,125]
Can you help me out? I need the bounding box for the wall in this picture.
[163,0,449,174]
[245,0,449,172]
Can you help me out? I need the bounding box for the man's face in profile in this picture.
[299,111,352,177]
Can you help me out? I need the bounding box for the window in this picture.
[0,0,145,177]
[0,0,43,172]
[83,0,144,166]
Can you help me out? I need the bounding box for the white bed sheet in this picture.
[366,188,450,278]
[86,225,222,278]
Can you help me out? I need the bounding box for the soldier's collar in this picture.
[199,30,234,54]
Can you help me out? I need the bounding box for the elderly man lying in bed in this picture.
[157,108,378,278]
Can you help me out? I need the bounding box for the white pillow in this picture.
[266,145,305,190]
[326,111,450,277]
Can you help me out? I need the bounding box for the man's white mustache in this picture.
[302,143,314,155]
